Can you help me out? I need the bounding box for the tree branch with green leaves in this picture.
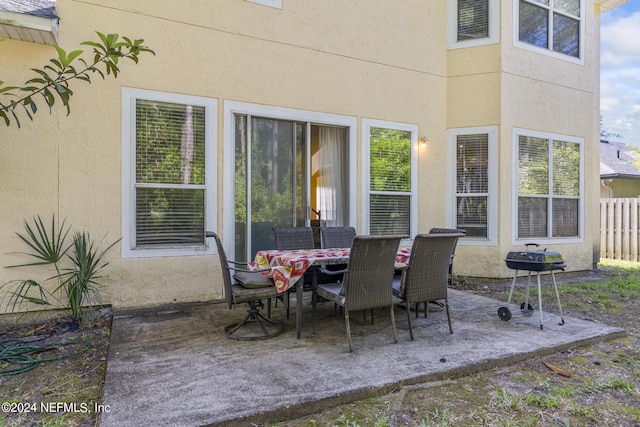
[0,31,155,128]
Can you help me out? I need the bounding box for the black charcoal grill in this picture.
[500,243,566,330]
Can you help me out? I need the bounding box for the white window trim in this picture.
[513,0,585,65]
[512,128,584,245]
[222,101,357,254]
[361,119,418,241]
[446,126,498,246]
[246,0,282,9]
[447,0,500,49]
[121,88,218,259]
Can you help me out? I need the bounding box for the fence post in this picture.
[601,199,607,260]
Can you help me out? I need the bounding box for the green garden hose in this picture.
[0,335,91,376]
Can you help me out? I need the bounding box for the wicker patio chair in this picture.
[272,226,316,314]
[428,227,466,286]
[273,227,315,250]
[319,226,356,281]
[206,231,283,341]
[392,233,463,340]
[319,226,356,249]
[312,234,403,352]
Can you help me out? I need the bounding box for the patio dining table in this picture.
[250,247,412,338]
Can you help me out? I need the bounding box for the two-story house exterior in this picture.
[0,0,625,311]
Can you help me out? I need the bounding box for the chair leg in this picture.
[390,303,398,344]
[415,303,419,319]
[406,302,414,341]
[224,301,283,341]
[445,299,453,334]
[345,308,353,352]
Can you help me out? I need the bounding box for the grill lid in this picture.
[505,243,566,271]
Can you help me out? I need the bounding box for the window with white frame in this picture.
[447,0,499,48]
[122,88,217,258]
[447,126,498,244]
[514,129,582,241]
[363,120,417,236]
[516,0,582,59]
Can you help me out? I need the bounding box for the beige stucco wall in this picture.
[602,179,640,198]
[0,0,450,311]
[0,0,604,312]
[446,0,602,277]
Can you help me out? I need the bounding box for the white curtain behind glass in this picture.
[318,127,346,226]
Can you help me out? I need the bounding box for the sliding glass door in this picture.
[234,115,349,261]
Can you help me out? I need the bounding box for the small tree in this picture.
[2,215,119,324]
[0,31,154,128]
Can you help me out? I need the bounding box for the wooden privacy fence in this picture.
[600,198,640,261]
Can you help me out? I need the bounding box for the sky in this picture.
[600,0,640,145]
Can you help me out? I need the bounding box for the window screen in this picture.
[455,133,489,237]
[518,0,581,58]
[517,133,580,239]
[135,100,206,246]
[369,127,412,236]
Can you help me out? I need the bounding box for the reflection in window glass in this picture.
[518,0,581,58]
[369,127,412,236]
[135,101,206,246]
[519,1,549,49]
[516,133,581,239]
[455,133,489,237]
[458,0,489,41]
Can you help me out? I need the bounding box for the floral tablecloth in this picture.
[250,247,412,293]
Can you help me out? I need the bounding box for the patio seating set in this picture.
[206,227,465,352]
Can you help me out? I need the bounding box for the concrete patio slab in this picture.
[99,289,625,427]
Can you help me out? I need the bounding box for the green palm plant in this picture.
[2,215,118,323]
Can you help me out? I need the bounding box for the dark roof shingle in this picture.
[0,0,57,19]
[600,140,640,178]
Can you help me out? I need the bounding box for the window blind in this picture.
[553,13,579,57]
[518,136,549,195]
[519,0,549,49]
[135,100,206,246]
[456,134,488,193]
[369,127,412,235]
[552,140,580,196]
[370,194,411,235]
[518,197,548,238]
[555,0,579,16]
[519,0,581,58]
[457,0,489,41]
[456,133,489,237]
[369,128,411,192]
[517,133,580,239]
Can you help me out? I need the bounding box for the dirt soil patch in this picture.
[0,307,113,427]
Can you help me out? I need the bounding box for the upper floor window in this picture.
[447,126,498,245]
[516,0,582,60]
[362,120,417,237]
[448,0,499,48]
[513,129,583,242]
[122,88,217,258]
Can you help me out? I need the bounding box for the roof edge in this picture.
[598,0,629,12]
[0,10,58,45]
